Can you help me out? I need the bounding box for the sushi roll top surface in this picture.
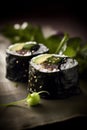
[31,54,78,72]
[6,41,49,57]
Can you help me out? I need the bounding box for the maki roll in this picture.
[6,41,49,82]
[28,54,80,99]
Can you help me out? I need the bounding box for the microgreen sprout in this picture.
[26,91,49,106]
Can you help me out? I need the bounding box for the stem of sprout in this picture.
[55,33,69,54]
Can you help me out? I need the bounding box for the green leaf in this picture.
[80,44,87,58]
[33,26,45,43]
[63,37,82,57]
[76,44,87,74]
[64,47,76,57]
[44,34,64,53]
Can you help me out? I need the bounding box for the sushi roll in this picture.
[6,41,49,82]
[28,54,80,99]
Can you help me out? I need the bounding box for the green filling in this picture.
[23,44,36,50]
[33,54,62,65]
[9,42,37,51]
[33,54,52,64]
[45,56,61,65]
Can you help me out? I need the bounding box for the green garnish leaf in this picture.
[64,37,81,57]
[44,34,64,53]
[80,44,87,57]
[76,44,87,74]
[64,46,77,57]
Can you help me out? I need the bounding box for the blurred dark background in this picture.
[0,1,87,41]
[0,1,87,24]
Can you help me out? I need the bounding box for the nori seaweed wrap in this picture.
[6,41,49,82]
[28,54,80,99]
